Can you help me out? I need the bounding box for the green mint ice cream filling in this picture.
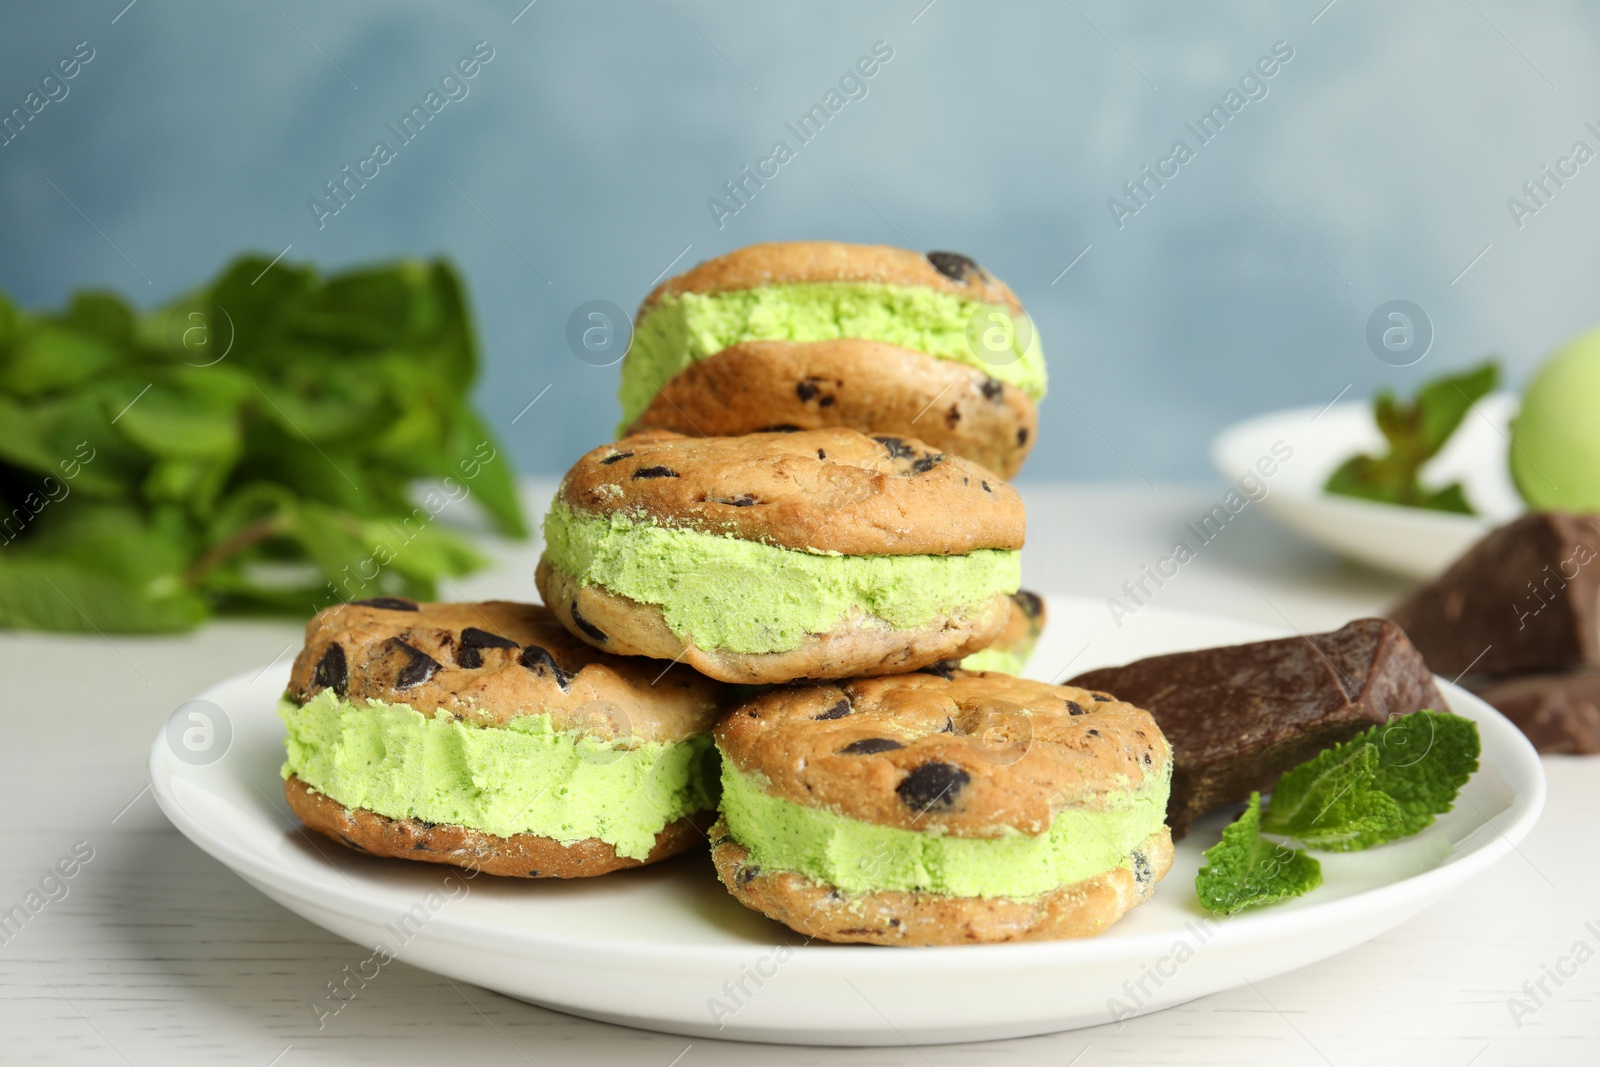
[719,757,1171,899]
[542,500,1021,655]
[280,691,716,861]
[960,645,1031,675]
[618,282,1047,429]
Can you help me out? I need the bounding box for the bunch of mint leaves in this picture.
[1324,362,1499,514]
[0,254,526,633]
[1196,711,1480,914]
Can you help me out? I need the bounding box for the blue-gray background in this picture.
[3,1,1597,483]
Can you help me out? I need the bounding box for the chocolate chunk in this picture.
[980,377,1003,402]
[873,435,915,459]
[353,597,418,611]
[1071,619,1446,839]
[819,396,835,408]
[389,639,441,690]
[520,644,574,690]
[527,869,541,877]
[632,466,678,479]
[911,453,945,474]
[1389,512,1600,677]
[1092,693,1112,702]
[1065,700,1086,716]
[411,843,431,851]
[981,480,992,493]
[461,627,518,650]
[1017,427,1029,445]
[816,449,827,460]
[756,424,801,433]
[813,699,852,720]
[795,380,819,402]
[1014,590,1043,620]
[715,494,758,507]
[600,451,634,465]
[1468,670,1600,754]
[456,627,517,669]
[1131,849,1152,887]
[313,644,348,696]
[925,251,982,283]
[917,660,958,680]
[570,601,607,643]
[738,865,761,886]
[839,738,905,755]
[896,762,970,813]
[945,405,961,428]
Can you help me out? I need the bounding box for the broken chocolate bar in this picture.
[1070,618,1446,839]
[1389,512,1600,678]
[1468,670,1600,754]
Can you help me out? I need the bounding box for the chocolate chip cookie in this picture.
[710,671,1173,945]
[281,598,725,877]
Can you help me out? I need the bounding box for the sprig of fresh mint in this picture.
[1324,361,1499,514]
[0,255,526,633]
[1196,793,1323,914]
[1197,710,1480,914]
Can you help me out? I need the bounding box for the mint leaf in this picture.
[1331,711,1479,850]
[0,254,526,633]
[1324,361,1498,514]
[1196,794,1323,914]
[1260,743,1406,848]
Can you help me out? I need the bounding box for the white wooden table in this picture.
[3,483,1595,1065]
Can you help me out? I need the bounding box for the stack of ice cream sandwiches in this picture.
[278,241,1176,945]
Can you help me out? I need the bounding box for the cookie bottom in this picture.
[536,558,1010,685]
[285,775,710,878]
[627,339,1038,479]
[709,819,1174,945]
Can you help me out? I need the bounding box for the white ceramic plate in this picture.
[150,596,1544,1047]
[1211,393,1523,580]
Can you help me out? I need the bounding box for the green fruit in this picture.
[1511,326,1600,511]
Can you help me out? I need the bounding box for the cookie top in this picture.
[557,428,1024,556]
[641,242,1020,314]
[625,339,1038,479]
[715,671,1170,836]
[286,599,724,743]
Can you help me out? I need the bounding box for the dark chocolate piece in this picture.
[1389,512,1600,677]
[461,627,518,650]
[896,762,970,813]
[756,424,802,433]
[911,454,945,474]
[925,251,982,283]
[1468,670,1600,754]
[570,601,607,643]
[600,451,634,465]
[980,377,1003,402]
[839,738,905,755]
[1070,618,1446,839]
[456,626,518,669]
[813,699,852,720]
[388,639,441,690]
[353,597,418,611]
[632,465,678,479]
[873,435,915,459]
[519,644,574,690]
[795,380,820,402]
[313,644,348,696]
